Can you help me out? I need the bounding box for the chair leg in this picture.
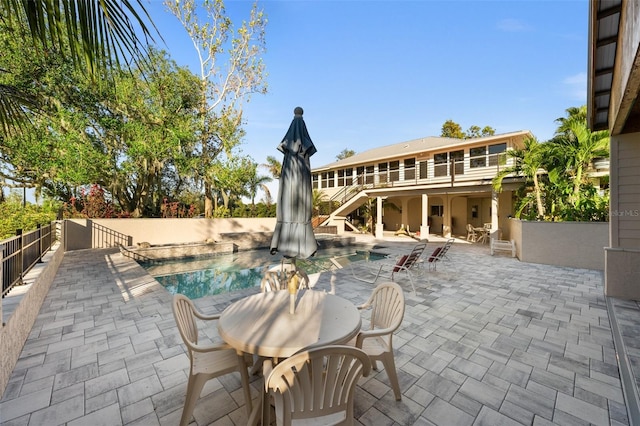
[180,373,209,426]
[381,352,402,401]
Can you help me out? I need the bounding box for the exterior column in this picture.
[491,190,499,241]
[375,196,384,239]
[401,199,410,232]
[443,195,451,238]
[420,193,429,238]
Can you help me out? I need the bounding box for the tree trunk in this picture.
[204,181,213,218]
[533,172,545,219]
[572,166,583,206]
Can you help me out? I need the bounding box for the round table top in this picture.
[217,290,361,359]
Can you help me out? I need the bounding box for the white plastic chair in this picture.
[352,282,405,401]
[262,345,371,426]
[172,294,253,426]
[466,224,477,242]
[261,260,310,292]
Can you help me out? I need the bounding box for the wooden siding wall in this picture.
[612,134,640,248]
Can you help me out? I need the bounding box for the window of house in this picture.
[378,162,388,183]
[390,161,400,181]
[312,173,318,189]
[356,166,364,184]
[451,150,464,175]
[365,165,374,184]
[404,158,415,181]
[419,160,428,179]
[337,168,353,187]
[322,171,334,188]
[431,205,444,216]
[488,143,507,166]
[434,153,448,177]
[470,146,487,168]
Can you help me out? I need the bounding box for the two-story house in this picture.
[311,130,532,240]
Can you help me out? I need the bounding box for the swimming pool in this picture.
[142,246,387,299]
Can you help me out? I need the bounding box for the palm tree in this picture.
[0,0,159,134]
[547,110,609,206]
[262,156,282,179]
[246,165,272,214]
[492,136,546,219]
[312,189,327,216]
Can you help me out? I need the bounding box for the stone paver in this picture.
[0,234,637,426]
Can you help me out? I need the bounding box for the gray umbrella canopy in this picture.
[270,107,318,259]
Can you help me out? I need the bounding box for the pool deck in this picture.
[1,232,639,425]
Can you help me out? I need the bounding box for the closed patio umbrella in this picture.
[270,107,318,260]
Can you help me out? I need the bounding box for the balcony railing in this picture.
[318,152,510,216]
[2,222,57,298]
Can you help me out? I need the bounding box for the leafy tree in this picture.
[441,120,495,139]
[441,120,465,139]
[0,192,59,239]
[336,149,356,160]
[103,48,201,217]
[166,0,267,218]
[0,0,159,135]
[245,162,272,214]
[546,106,609,206]
[0,23,110,199]
[466,125,495,138]
[209,155,255,215]
[492,137,546,219]
[312,189,327,216]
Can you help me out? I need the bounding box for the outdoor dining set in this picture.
[172,274,406,426]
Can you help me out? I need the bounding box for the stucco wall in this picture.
[63,218,277,250]
[511,219,608,270]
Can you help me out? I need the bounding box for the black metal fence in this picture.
[2,222,56,298]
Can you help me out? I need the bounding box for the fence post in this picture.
[37,224,43,263]
[16,229,23,283]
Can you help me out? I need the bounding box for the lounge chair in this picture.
[425,238,454,271]
[350,242,427,294]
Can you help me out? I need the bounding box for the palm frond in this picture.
[2,0,160,77]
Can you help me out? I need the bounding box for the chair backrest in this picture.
[172,294,200,350]
[261,262,310,292]
[264,345,371,426]
[438,238,455,258]
[397,242,426,271]
[261,270,310,292]
[367,282,405,334]
[429,239,454,262]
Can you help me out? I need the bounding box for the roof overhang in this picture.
[587,0,621,132]
[588,0,640,135]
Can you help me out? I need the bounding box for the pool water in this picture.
[142,247,387,299]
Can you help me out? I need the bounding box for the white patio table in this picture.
[217,289,362,424]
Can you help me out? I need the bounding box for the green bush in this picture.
[0,193,60,239]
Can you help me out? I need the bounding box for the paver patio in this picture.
[0,234,637,425]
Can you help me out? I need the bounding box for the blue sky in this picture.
[146,0,588,199]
